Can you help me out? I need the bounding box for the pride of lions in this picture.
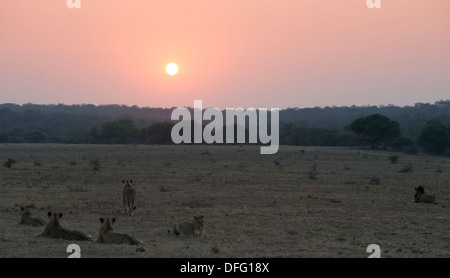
[18,180,435,248]
[18,179,206,246]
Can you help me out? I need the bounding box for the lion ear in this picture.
[47,212,52,218]
[100,218,104,224]
[112,218,116,224]
[122,180,125,184]
[59,213,63,219]
[130,180,132,184]
[21,207,24,211]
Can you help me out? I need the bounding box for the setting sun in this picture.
[166,63,179,75]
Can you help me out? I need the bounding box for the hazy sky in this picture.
[1,0,449,109]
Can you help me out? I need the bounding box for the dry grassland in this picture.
[0,144,449,257]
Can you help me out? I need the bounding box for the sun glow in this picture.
[166,63,179,75]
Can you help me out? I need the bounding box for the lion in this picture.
[173,215,205,236]
[122,180,136,216]
[40,212,92,241]
[96,217,143,245]
[19,206,45,226]
[414,186,436,204]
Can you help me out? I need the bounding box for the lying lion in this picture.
[414,186,436,204]
[96,217,143,245]
[40,212,92,241]
[19,207,45,227]
[173,215,205,236]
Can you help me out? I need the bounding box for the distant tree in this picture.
[350,114,401,148]
[89,126,102,143]
[418,119,450,155]
[0,127,25,143]
[94,118,140,144]
[25,131,47,143]
[141,122,174,144]
[279,123,297,145]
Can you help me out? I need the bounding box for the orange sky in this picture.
[1,0,449,109]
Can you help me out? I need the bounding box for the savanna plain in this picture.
[0,144,449,258]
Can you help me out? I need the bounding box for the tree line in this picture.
[0,101,449,156]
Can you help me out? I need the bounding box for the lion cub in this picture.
[414,186,436,204]
[40,212,92,241]
[96,217,143,245]
[173,215,205,236]
[122,180,136,216]
[19,206,45,226]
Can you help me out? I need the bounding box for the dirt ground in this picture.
[0,144,448,258]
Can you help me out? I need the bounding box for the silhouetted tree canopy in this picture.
[350,114,401,148]
[90,118,140,144]
[418,120,450,155]
[141,122,175,144]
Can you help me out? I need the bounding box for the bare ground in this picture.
[0,144,449,258]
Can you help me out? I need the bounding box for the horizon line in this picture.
[1,99,450,111]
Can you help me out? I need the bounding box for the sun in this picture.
[166,63,179,75]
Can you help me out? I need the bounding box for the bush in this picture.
[388,155,400,164]
[3,158,16,168]
[399,163,413,173]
